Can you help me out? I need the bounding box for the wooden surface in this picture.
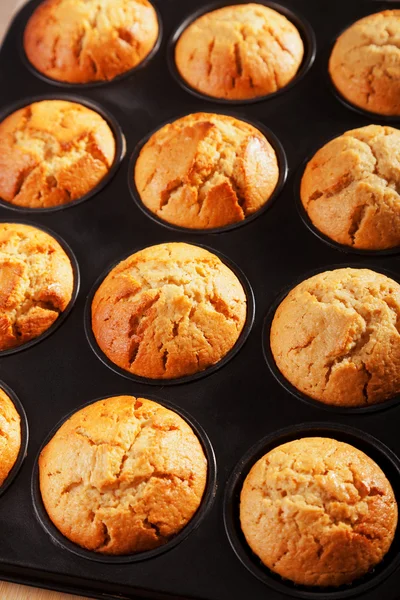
[0,0,24,42]
[0,581,90,599]
[0,2,90,599]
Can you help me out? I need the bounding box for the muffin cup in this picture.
[324,8,400,123]
[31,393,217,564]
[0,380,29,499]
[167,0,316,106]
[224,421,400,599]
[128,112,288,234]
[294,150,400,256]
[18,0,163,89]
[262,263,400,414]
[0,218,80,357]
[84,242,255,385]
[0,94,126,213]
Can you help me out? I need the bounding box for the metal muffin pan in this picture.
[0,0,400,599]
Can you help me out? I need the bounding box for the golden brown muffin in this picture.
[92,242,247,379]
[24,0,159,84]
[39,396,207,554]
[0,388,21,487]
[240,437,398,587]
[301,125,400,250]
[0,100,116,209]
[175,4,304,100]
[0,223,74,351]
[270,268,400,407]
[134,113,279,229]
[329,11,400,116]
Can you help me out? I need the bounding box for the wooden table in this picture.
[0,581,90,599]
[0,1,91,599]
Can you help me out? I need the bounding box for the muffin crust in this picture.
[0,100,116,209]
[301,125,400,250]
[92,243,247,379]
[24,0,159,84]
[329,10,400,116]
[39,396,207,554]
[0,223,74,351]
[240,437,398,587]
[0,388,21,487]
[175,4,304,100]
[134,113,279,229]
[270,268,400,407]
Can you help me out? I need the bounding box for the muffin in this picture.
[0,223,74,351]
[24,0,159,84]
[0,388,21,487]
[175,4,304,101]
[300,125,400,250]
[39,395,207,554]
[270,268,400,407]
[240,437,398,587]
[329,11,400,116]
[91,242,247,379]
[134,113,279,229]
[0,100,116,209]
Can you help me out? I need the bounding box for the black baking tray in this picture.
[1,1,400,599]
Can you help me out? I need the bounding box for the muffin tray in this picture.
[1,0,400,599]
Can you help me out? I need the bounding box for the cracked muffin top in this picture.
[39,395,207,554]
[24,0,159,84]
[0,387,21,487]
[329,10,400,116]
[240,437,398,587]
[300,125,400,251]
[174,4,304,101]
[0,100,116,209]
[0,223,74,351]
[270,268,400,407]
[91,242,247,379]
[134,113,279,229]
